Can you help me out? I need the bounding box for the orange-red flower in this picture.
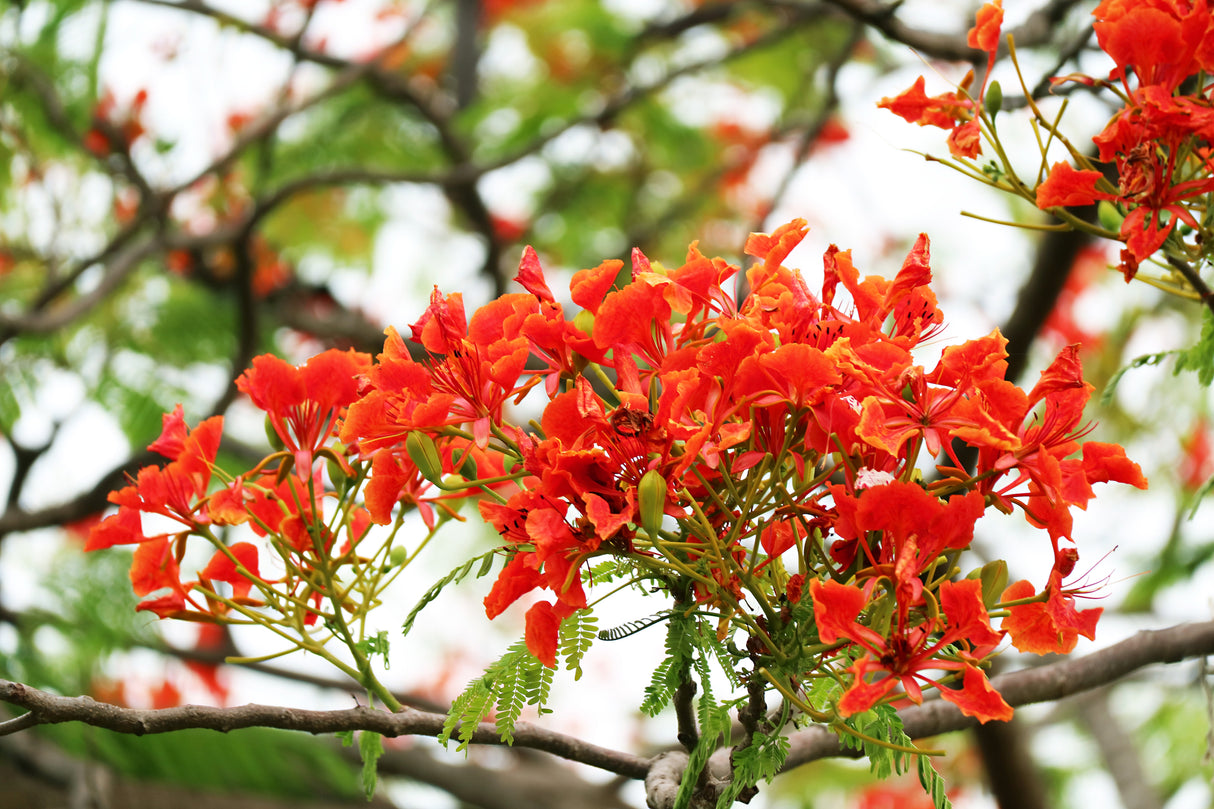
[86,406,223,551]
[1002,545,1102,654]
[1093,0,1214,92]
[967,1,1004,56]
[1036,162,1116,210]
[237,348,371,473]
[812,578,1011,722]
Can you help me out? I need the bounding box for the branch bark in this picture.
[0,681,653,780]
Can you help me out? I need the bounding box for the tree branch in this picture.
[0,680,653,780]
[821,0,1087,62]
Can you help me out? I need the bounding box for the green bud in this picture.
[866,592,896,637]
[637,469,667,539]
[405,431,444,484]
[984,80,1002,118]
[458,451,478,480]
[264,416,285,451]
[573,309,595,336]
[968,559,1009,609]
[326,455,348,490]
[1098,200,1125,232]
[388,546,408,567]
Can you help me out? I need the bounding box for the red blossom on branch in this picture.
[89,219,1144,733]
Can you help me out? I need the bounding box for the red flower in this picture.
[878,77,971,131]
[878,77,985,157]
[199,542,262,604]
[1093,0,1213,92]
[130,537,184,600]
[1036,162,1116,209]
[411,288,533,446]
[947,119,982,159]
[510,247,606,396]
[853,333,1020,464]
[523,600,575,668]
[339,326,446,453]
[976,346,1147,539]
[237,348,371,473]
[812,578,1011,722]
[967,1,1004,56]
[86,407,223,551]
[1002,545,1103,654]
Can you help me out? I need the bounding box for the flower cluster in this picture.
[89,220,1145,726]
[881,0,1214,287]
[1036,0,1214,279]
[86,350,387,632]
[878,0,1003,160]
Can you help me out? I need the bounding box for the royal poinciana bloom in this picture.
[883,0,1214,286]
[87,351,382,625]
[878,1,1003,160]
[1036,0,1214,278]
[89,218,1145,729]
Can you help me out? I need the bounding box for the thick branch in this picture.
[0,681,652,780]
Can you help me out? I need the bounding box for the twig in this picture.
[1166,254,1214,318]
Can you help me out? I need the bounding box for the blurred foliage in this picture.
[0,544,152,695]
[36,724,365,801]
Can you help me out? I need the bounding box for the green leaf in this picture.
[355,630,391,670]
[722,729,791,807]
[1175,307,1214,386]
[1101,350,1177,406]
[917,753,953,809]
[442,639,555,750]
[401,549,498,637]
[674,651,733,809]
[440,675,494,751]
[641,610,696,716]
[559,607,598,680]
[358,730,384,800]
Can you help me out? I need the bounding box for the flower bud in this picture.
[326,455,348,490]
[573,309,595,336]
[984,80,1002,118]
[1097,200,1124,232]
[968,559,1008,609]
[458,451,479,480]
[264,416,285,452]
[388,546,408,567]
[637,469,667,539]
[405,431,444,484]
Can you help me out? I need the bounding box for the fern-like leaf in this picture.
[440,676,494,752]
[402,550,496,637]
[443,638,556,749]
[560,608,598,680]
[640,611,695,717]
[598,610,670,641]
